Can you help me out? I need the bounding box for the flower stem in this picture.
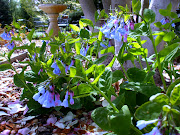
[149,27,167,90]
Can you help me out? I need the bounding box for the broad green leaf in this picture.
[80,19,94,27]
[150,93,169,104]
[143,9,155,23]
[155,35,164,46]
[98,67,112,92]
[163,32,175,42]
[98,31,103,41]
[80,29,90,39]
[71,83,93,97]
[129,48,148,58]
[159,43,179,62]
[75,59,86,79]
[50,44,59,54]
[162,105,171,112]
[101,46,115,54]
[132,0,141,13]
[127,67,146,82]
[70,67,76,77]
[13,20,20,29]
[69,24,80,32]
[91,105,131,134]
[121,82,161,97]
[75,42,81,55]
[91,107,111,131]
[112,70,124,83]
[86,64,96,74]
[170,85,180,105]
[172,18,180,23]
[92,65,105,84]
[0,64,11,71]
[95,11,99,22]
[171,12,178,18]
[56,60,65,74]
[154,22,162,28]
[135,101,165,120]
[14,74,25,88]
[24,71,41,83]
[93,55,108,64]
[39,41,46,60]
[68,38,80,44]
[27,29,35,42]
[106,56,116,68]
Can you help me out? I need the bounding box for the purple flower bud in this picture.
[123,34,128,42]
[61,91,69,108]
[130,22,134,30]
[70,92,74,105]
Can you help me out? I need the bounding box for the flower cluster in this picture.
[51,60,74,75]
[0,31,15,50]
[160,18,175,27]
[136,119,162,135]
[100,16,134,42]
[80,45,89,56]
[33,84,74,108]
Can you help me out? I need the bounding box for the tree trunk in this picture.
[102,0,111,14]
[78,0,97,31]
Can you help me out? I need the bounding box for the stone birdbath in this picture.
[38,4,67,37]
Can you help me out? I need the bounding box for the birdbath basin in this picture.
[38,4,67,37]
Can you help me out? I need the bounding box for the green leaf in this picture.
[75,59,86,79]
[70,67,76,77]
[98,31,103,41]
[80,29,90,39]
[101,46,115,54]
[154,22,162,28]
[112,70,124,83]
[27,29,35,42]
[163,32,175,42]
[159,3,172,17]
[71,83,93,97]
[135,101,165,120]
[129,48,148,58]
[56,60,65,74]
[132,0,141,13]
[170,85,180,105]
[69,24,80,32]
[172,18,180,23]
[98,67,112,93]
[91,105,131,134]
[106,56,116,68]
[13,20,20,29]
[0,64,11,71]
[86,64,96,74]
[155,35,164,46]
[75,42,81,55]
[14,74,25,88]
[159,43,179,62]
[91,107,111,131]
[50,44,59,54]
[93,55,108,64]
[143,9,156,23]
[24,71,40,83]
[171,12,178,18]
[121,82,161,97]
[95,11,99,22]
[80,19,94,27]
[39,41,46,60]
[92,65,105,84]
[127,68,146,82]
[150,93,169,104]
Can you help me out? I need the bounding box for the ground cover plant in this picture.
[0,1,180,134]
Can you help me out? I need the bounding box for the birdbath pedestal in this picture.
[38,4,67,37]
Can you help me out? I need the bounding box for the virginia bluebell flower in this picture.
[61,91,69,108]
[80,46,89,56]
[5,42,15,50]
[32,53,36,61]
[55,93,61,106]
[144,127,162,135]
[69,91,74,105]
[51,61,61,75]
[0,32,11,40]
[136,119,158,130]
[38,68,43,75]
[42,91,53,108]
[33,86,46,101]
